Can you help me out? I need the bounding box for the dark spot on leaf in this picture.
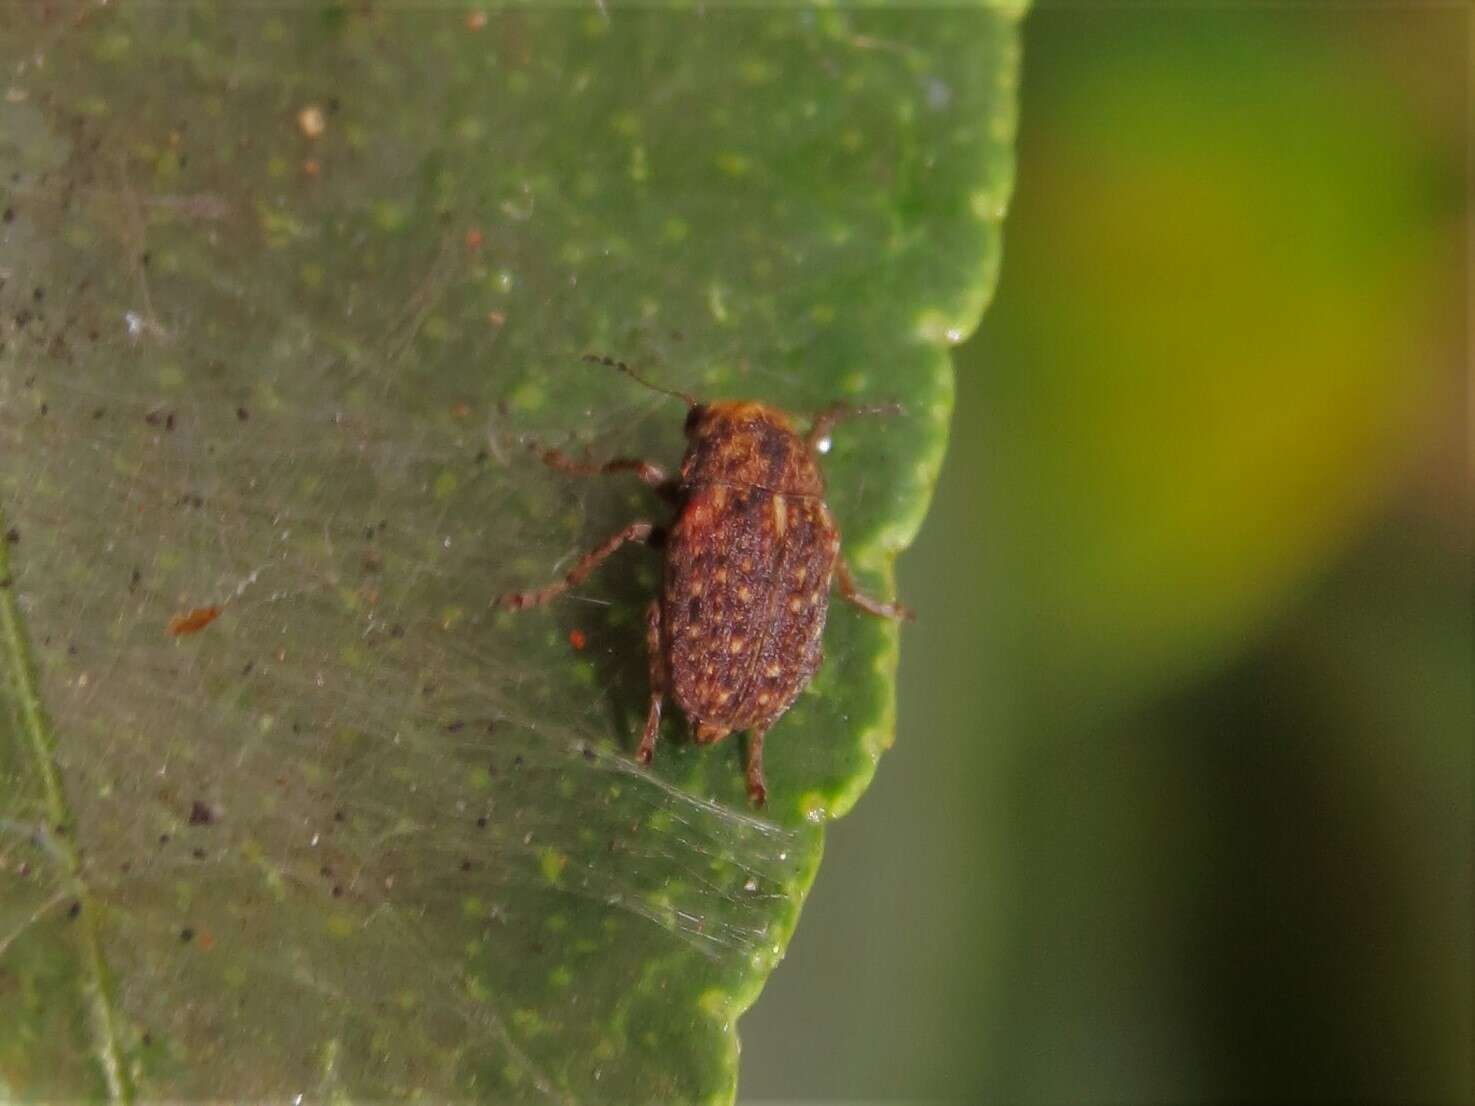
[331,885,343,898]
[92,406,105,419]
[236,406,249,421]
[158,833,171,845]
[445,720,466,733]
[1,207,12,223]
[333,809,345,822]
[66,900,81,920]
[476,815,488,828]
[4,527,18,544]
[581,745,596,762]
[191,848,206,860]
[32,286,44,302]
[180,927,194,943]
[460,858,473,872]
[188,800,214,826]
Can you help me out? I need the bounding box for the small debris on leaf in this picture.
[297,104,326,138]
[168,606,221,636]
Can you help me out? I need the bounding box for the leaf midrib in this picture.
[0,509,132,1102]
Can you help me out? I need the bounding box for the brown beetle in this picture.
[496,356,912,806]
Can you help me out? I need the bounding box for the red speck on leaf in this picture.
[168,606,221,636]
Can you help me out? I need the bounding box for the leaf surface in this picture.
[0,3,1023,1100]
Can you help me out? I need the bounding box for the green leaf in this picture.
[0,3,1024,1100]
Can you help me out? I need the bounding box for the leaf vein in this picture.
[0,507,133,1103]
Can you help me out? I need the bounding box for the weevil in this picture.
[495,356,913,806]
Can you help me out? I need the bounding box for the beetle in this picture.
[495,356,912,806]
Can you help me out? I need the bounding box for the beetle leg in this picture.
[495,520,657,610]
[805,401,905,452]
[744,727,769,807]
[835,558,915,622]
[638,599,664,765]
[529,443,679,502]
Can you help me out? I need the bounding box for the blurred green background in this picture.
[742,8,1470,1103]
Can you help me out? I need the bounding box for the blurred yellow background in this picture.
[742,8,1469,1102]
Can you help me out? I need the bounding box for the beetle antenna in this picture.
[582,353,698,408]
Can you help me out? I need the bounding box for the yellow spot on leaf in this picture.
[539,848,568,886]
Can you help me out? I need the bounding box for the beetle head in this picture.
[678,402,821,495]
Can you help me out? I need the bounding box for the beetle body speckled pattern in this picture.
[496,361,912,806]
[663,405,838,746]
